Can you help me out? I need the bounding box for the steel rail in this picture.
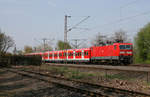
[8,68,109,97]
[9,68,150,97]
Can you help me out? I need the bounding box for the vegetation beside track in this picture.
[8,67,150,97]
[16,64,150,94]
[0,55,42,67]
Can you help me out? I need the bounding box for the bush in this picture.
[0,55,42,66]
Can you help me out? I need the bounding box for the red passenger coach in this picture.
[42,48,91,63]
[74,48,91,62]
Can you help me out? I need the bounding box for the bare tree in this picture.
[0,31,14,55]
[91,33,107,46]
[113,30,130,43]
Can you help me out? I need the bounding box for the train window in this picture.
[120,45,131,50]
[68,53,71,56]
[64,53,66,56]
[59,53,62,57]
[84,52,86,56]
[114,45,117,50]
[70,53,73,56]
[86,52,88,56]
[84,51,88,56]
[76,52,78,56]
[54,54,57,57]
[79,52,81,56]
[49,54,52,57]
[126,45,131,49]
[44,54,48,57]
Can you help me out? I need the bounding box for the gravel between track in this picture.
[46,63,150,72]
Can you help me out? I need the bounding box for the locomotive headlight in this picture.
[120,51,125,54]
[127,52,132,54]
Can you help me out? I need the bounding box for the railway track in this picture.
[8,67,150,97]
[48,63,150,67]
[129,64,150,67]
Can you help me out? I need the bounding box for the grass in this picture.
[40,66,99,80]
[105,74,125,80]
[40,65,139,81]
[68,70,85,79]
[145,82,150,86]
[104,73,137,81]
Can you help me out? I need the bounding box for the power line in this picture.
[70,39,87,49]
[68,16,90,32]
[120,0,140,8]
[91,10,150,31]
[64,15,90,44]
[120,0,141,29]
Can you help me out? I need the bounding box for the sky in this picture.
[0,0,150,50]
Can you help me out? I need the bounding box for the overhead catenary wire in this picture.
[89,0,145,33]
[68,16,90,32]
[120,0,140,8]
[91,10,150,31]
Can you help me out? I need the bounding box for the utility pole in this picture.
[64,15,67,43]
[64,15,90,45]
[74,39,78,49]
[71,39,87,49]
[42,38,47,52]
[34,38,54,52]
[64,15,71,44]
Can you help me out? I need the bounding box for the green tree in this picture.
[56,40,72,50]
[134,23,150,63]
[34,44,53,52]
[24,45,33,54]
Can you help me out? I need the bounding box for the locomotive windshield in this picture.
[119,45,132,50]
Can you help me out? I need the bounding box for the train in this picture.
[26,43,133,65]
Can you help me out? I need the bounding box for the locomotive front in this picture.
[118,43,133,64]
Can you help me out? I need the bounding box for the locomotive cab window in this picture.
[119,45,132,50]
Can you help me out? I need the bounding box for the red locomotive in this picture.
[26,43,133,65]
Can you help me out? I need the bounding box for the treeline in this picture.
[1,22,150,64]
[0,55,42,67]
[134,23,150,64]
[0,31,42,66]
